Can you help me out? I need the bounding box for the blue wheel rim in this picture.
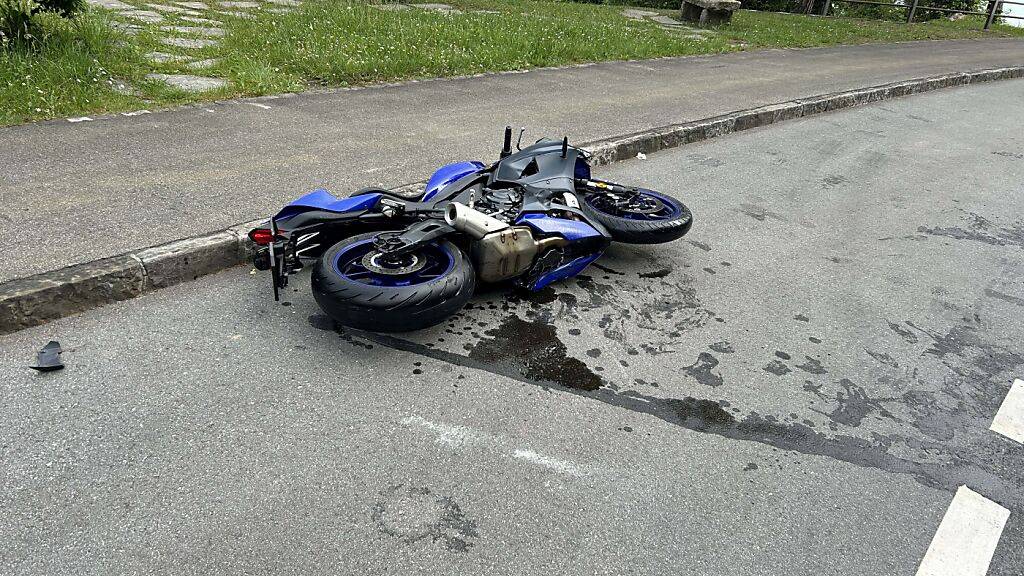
[585,188,682,221]
[332,238,455,287]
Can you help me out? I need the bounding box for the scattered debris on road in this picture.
[30,340,64,372]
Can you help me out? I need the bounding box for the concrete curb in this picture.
[2,65,1022,334]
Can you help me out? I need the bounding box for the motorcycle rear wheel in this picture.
[311,232,475,332]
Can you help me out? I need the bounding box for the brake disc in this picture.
[362,251,427,276]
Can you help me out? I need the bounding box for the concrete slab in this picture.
[217,9,255,17]
[160,25,227,37]
[186,58,220,70]
[146,51,192,63]
[87,0,133,8]
[146,73,228,92]
[119,9,164,22]
[622,8,659,19]
[411,2,460,12]
[160,36,219,48]
[179,15,224,24]
[651,14,683,27]
[146,2,201,14]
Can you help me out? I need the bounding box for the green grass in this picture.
[219,0,722,94]
[219,0,1024,93]
[1,0,1022,126]
[720,9,1024,46]
[0,12,148,125]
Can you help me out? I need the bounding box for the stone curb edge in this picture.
[2,65,1021,335]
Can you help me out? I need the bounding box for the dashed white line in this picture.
[121,110,151,117]
[247,102,272,110]
[401,415,488,447]
[915,486,1009,576]
[990,379,1024,443]
[512,449,587,477]
[67,117,93,123]
[402,415,590,477]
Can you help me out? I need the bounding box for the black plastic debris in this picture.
[30,341,64,372]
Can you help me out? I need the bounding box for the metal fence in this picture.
[818,0,1023,29]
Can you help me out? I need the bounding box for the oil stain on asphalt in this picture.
[309,260,1024,511]
[464,316,603,392]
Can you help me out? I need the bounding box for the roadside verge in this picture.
[2,65,1022,335]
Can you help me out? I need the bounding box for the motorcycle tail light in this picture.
[249,228,276,245]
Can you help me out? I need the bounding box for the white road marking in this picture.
[121,110,151,117]
[402,416,590,477]
[401,415,488,446]
[915,486,1009,576]
[512,449,586,477]
[247,102,272,110]
[990,379,1024,443]
[67,117,93,123]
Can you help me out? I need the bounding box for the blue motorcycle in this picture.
[249,128,692,331]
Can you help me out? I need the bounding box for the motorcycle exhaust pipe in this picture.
[445,202,509,239]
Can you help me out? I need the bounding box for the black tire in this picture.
[311,232,475,332]
[580,188,692,244]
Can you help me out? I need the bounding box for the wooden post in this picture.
[984,0,1000,29]
[906,0,919,22]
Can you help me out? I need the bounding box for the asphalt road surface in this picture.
[2,79,1023,575]
[1,39,1024,282]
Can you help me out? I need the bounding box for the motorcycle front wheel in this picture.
[581,187,692,244]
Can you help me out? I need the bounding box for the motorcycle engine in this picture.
[475,187,523,222]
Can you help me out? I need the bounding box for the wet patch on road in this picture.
[638,268,672,279]
[984,288,1024,308]
[822,174,847,187]
[811,378,897,428]
[371,484,479,553]
[336,311,1024,506]
[464,316,603,392]
[592,262,625,276]
[865,349,899,368]
[736,203,785,222]
[709,341,734,354]
[764,360,791,376]
[308,241,1024,509]
[918,210,1024,249]
[795,356,827,375]
[683,352,723,388]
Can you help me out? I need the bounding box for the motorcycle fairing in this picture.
[423,161,487,202]
[529,253,602,291]
[516,213,603,242]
